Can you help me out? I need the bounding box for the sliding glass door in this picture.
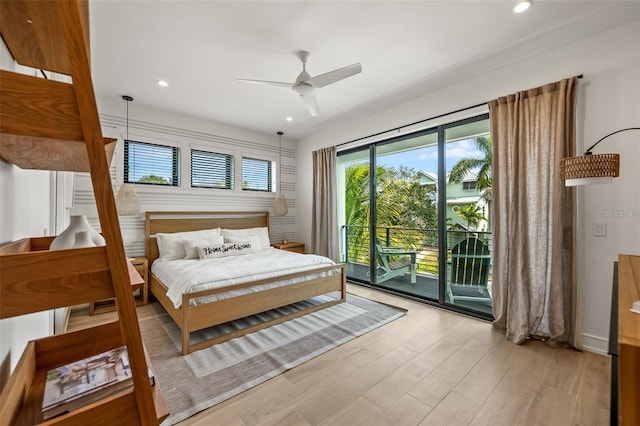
[442,118,492,316]
[373,130,440,300]
[338,114,493,319]
[338,150,371,282]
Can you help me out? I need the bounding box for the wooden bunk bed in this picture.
[145,211,347,355]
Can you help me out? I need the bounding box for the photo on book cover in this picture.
[42,346,132,414]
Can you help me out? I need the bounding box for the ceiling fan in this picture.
[237,50,361,117]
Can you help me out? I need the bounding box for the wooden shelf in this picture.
[0,0,164,423]
[0,0,90,75]
[0,71,116,172]
[0,237,144,319]
[0,323,169,425]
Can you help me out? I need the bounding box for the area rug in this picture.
[137,293,406,425]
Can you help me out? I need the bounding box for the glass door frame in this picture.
[338,113,493,321]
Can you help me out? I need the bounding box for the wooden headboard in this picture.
[144,211,270,265]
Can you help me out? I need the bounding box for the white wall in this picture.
[0,163,55,388]
[72,97,299,257]
[297,19,640,354]
[577,63,640,352]
[0,41,76,389]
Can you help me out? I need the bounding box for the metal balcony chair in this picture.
[446,237,491,303]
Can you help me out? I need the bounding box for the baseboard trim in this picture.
[581,332,609,355]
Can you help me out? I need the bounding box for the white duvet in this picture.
[152,247,336,308]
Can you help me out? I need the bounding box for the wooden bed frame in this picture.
[145,211,347,355]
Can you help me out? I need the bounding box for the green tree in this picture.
[344,163,439,261]
[453,203,485,229]
[138,174,170,184]
[344,163,371,228]
[448,135,492,190]
[344,164,436,230]
[400,169,437,230]
[374,165,409,228]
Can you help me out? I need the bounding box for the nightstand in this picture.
[89,256,149,315]
[271,241,305,254]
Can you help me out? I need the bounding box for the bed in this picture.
[144,211,346,355]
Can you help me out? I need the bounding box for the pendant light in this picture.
[560,127,639,186]
[115,95,141,215]
[273,131,288,216]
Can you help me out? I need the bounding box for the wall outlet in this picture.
[593,221,606,237]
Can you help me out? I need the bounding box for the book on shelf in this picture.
[42,346,154,420]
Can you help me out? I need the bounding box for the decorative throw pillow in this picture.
[197,241,260,260]
[221,227,270,250]
[156,228,221,260]
[223,234,262,251]
[183,235,224,259]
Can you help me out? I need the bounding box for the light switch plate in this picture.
[593,221,606,237]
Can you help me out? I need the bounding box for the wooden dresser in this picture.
[616,254,640,426]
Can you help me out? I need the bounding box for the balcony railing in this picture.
[341,224,493,279]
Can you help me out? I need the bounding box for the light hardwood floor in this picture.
[68,284,611,426]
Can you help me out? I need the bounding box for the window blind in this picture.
[191,149,234,189]
[242,157,273,192]
[124,140,179,186]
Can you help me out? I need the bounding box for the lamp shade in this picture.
[115,183,140,215]
[560,153,620,186]
[273,192,288,216]
[560,127,638,186]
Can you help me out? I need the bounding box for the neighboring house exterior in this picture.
[417,170,489,231]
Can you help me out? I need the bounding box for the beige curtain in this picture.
[489,77,578,347]
[312,146,339,261]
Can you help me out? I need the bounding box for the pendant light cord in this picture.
[584,127,640,155]
[122,95,134,182]
[277,131,284,192]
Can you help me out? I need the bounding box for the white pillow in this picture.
[224,234,263,252]
[197,241,260,260]
[156,228,221,260]
[183,235,224,259]
[221,227,270,250]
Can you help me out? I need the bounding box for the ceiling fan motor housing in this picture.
[293,82,314,95]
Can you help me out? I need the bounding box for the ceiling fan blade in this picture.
[307,63,361,88]
[300,92,320,117]
[236,78,293,88]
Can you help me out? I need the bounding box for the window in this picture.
[463,181,478,190]
[191,149,234,189]
[124,140,179,186]
[242,157,273,192]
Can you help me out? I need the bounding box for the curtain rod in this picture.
[337,74,583,148]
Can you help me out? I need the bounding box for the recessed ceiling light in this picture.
[156,80,169,87]
[514,1,532,13]
[286,116,293,122]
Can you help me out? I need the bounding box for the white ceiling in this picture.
[90,1,640,140]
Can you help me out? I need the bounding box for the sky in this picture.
[375,138,484,174]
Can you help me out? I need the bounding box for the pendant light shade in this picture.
[116,95,141,215]
[273,192,288,216]
[273,131,288,216]
[116,183,141,215]
[560,127,638,186]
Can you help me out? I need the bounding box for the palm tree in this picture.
[453,204,485,229]
[448,135,492,190]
